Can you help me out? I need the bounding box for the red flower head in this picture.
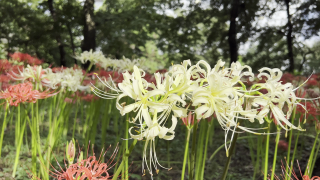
[43,144,121,180]
[278,140,288,151]
[0,59,12,73]
[0,74,11,83]
[269,160,320,180]
[10,52,43,65]
[0,82,57,106]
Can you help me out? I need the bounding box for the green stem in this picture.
[253,136,262,180]
[221,130,239,180]
[181,128,191,180]
[12,106,26,177]
[101,99,112,162]
[271,128,281,180]
[305,133,319,176]
[195,121,205,178]
[190,120,198,180]
[289,130,300,179]
[264,123,271,180]
[209,136,257,161]
[15,105,20,146]
[72,101,79,139]
[124,113,129,180]
[200,122,211,180]
[310,135,320,176]
[0,104,8,158]
[112,139,138,180]
[285,107,296,180]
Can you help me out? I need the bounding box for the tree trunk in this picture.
[285,0,294,72]
[228,0,240,66]
[82,0,96,69]
[47,0,67,67]
[67,23,76,63]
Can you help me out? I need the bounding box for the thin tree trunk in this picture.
[82,0,96,69]
[228,0,240,66]
[67,24,76,56]
[47,0,66,67]
[67,23,76,63]
[285,0,294,72]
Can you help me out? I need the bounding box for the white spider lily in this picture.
[10,65,43,82]
[129,111,177,178]
[42,68,88,92]
[192,60,261,154]
[10,65,45,90]
[75,50,105,64]
[253,68,304,131]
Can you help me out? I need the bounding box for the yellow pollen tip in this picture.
[94,73,98,75]
[168,167,172,171]
[90,87,94,91]
[156,169,159,174]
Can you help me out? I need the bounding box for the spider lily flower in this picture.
[268,160,320,180]
[252,68,304,131]
[129,112,177,178]
[0,82,58,106]
[38,143,120,180]
[192,60,261,155]
[10,65,45,90]
[75,49,106,64]
[43,68,89,92]
[115,56,148,72]
[10,52,43,65]
[92,65,187,124]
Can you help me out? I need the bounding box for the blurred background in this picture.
[0,0,319,73]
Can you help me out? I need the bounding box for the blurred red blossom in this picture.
[10,52,43,65]
[0,82,57,106]
[278,140,288,151]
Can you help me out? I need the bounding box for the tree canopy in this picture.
[0,0,319,73]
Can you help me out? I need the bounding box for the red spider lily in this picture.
[144,73,156,84]
[297,101,319,122]
[0,82,58,106]
[306,74,319,87]
[42,144,121,180]
[10,52,43,65]
[80,94,98,102]
[0,74,11,83]
[98,70,124,84]
[278,140,288,151]
[155,69,167,74]
[280,73,295,84]
[0,59,12,73]
[1,82,10,91]
[269,160,320,180]
[10,64,25,74]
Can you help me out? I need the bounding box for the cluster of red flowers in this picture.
[0,82,57,106]
[39,145,121,180]
[269,160,320,180]
[10,52,43,65]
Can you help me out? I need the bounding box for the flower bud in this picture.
[66,139,75,165]
[315,121,320,134]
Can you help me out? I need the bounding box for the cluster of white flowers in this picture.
[75,50,105,65]
[10,65,46,90]
[43,68,88,92]
[76,50,149,72]
[92,59,306,177]
[10,64,89,92]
